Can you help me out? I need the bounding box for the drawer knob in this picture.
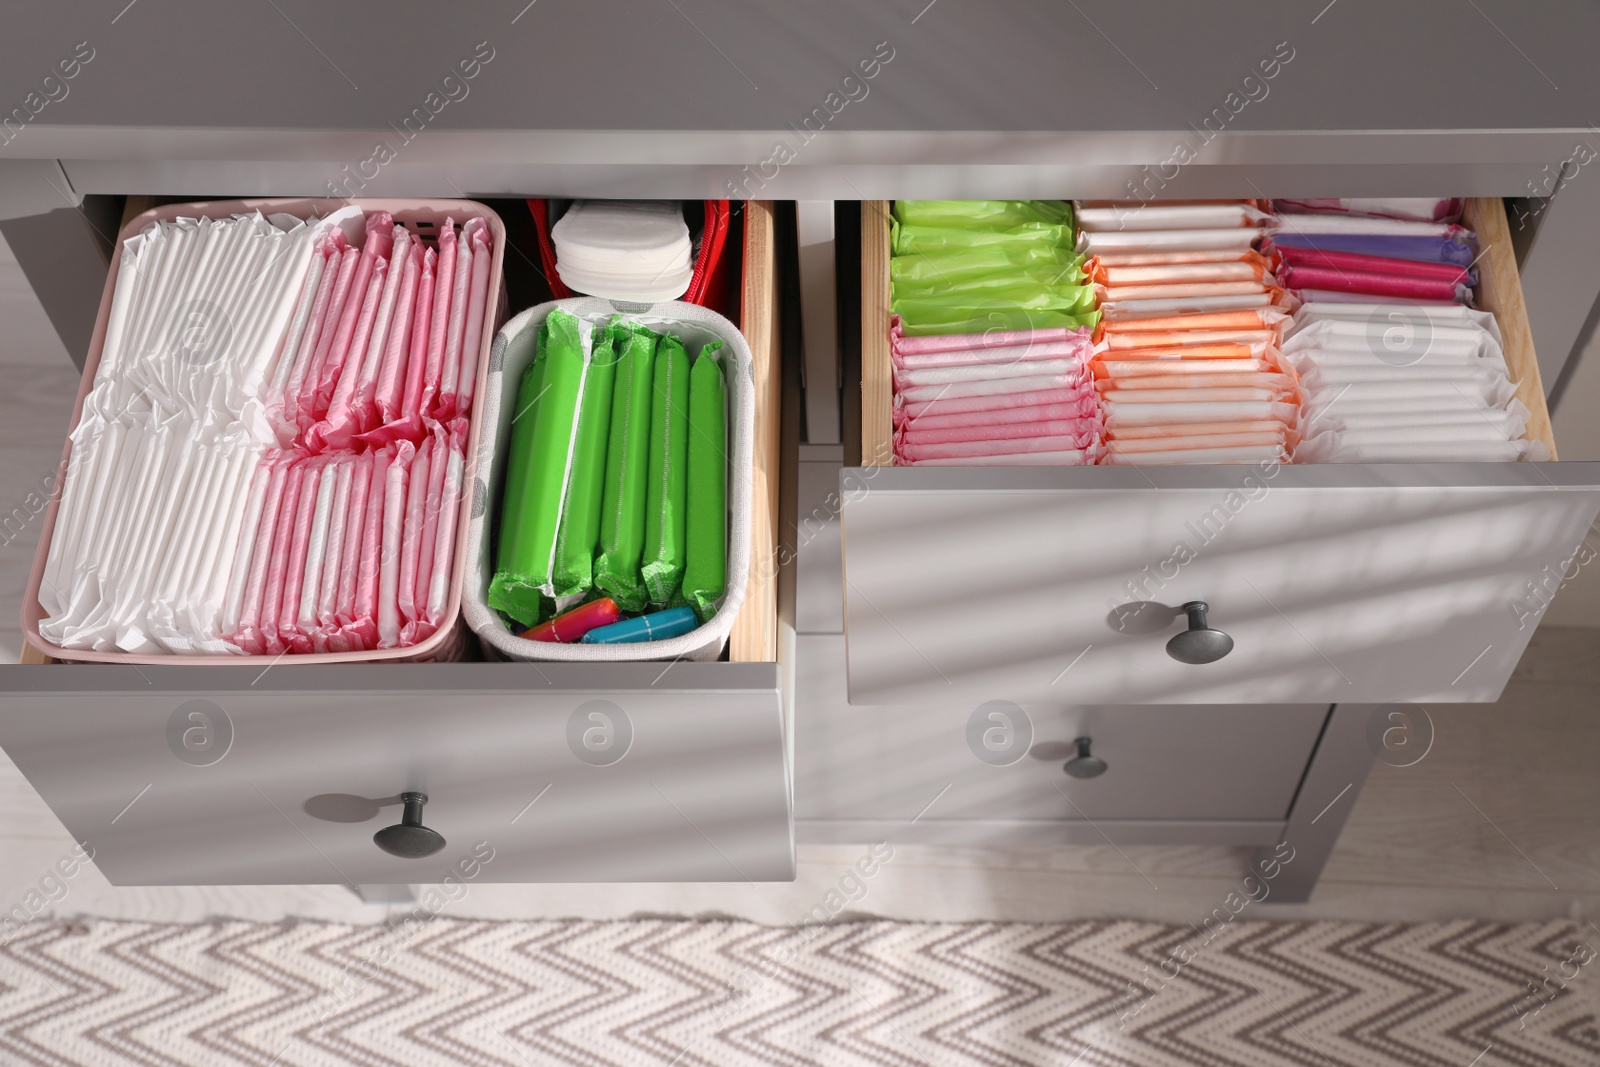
[1166,600,1234,664]
[1063,737,1108,779]
[373,792,446,859]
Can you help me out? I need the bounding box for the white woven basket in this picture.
[462,298,753,661]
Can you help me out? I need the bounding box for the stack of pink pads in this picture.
[1266,198,1477,305]
[231,211,494,654]
[1078,201,1302,465]
[890,319,1100,466]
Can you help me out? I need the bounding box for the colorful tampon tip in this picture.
[517,597,622,643]
[579,606,699,644]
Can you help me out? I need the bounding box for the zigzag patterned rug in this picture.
[0,918,1596,1066]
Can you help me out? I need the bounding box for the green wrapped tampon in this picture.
[488,310,587,625]
[594,319,659,611]
[487,321,548,623]
[682,341,727,623]
[552,322,617,598]
[642,332,689,607]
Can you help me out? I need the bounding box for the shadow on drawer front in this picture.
[0,663,793,885]
[839,463,1600,705]
[797,635,1327,836]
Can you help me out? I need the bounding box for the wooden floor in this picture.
[3,233,1600,925]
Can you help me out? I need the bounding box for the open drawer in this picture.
[844,199,1600,706]
[0,201,792,886]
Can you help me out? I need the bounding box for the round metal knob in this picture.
[1165,601,1234,664]
[1063,737,1108,779]
[373,792,445,858]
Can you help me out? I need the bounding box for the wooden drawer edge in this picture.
[861,200,895,467]
[1461,197,1556,458]
[732,200,781,662]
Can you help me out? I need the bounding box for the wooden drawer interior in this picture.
[19,199,781,668]
[859,197,1559,464]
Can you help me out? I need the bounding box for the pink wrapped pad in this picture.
[348,225,411,434]
[396,436,432,634]
[904,449,1095,467]
[374,241,422,429]
[896,357,1084,389]
[276,456,328,655]
[277,243,341,439]
[314,215,393,420]
[1281,265,1468,303]
[346,446,395,652]
[376,441,416,649]
[407,420,450,644]
[425,419,469,628]
[231,454,289,654]
[396,247,437,437]
[254,462,307,656]
[330,451,374,652]
[899,433,1098,462]
[898,386,1099,421]
[298,246,359,432]
[899,418,1101,446]
[899,373,1089,404]
[891,319,1090,355]
[311,257,389,452]
[419,221,457,420]
[435,218,478,420]
[454,220,493,417]
[900,401,1098,432]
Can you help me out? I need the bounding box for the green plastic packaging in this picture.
[682,341,727,623]
[887,199,1099,336]
[893,199,1073,230]
[594,320,659,611]
[487,320,548,623]
[892,267,1091,303]
[552,321,618,598]
[891,222,1074,257]
[642,332,689,607]
[488,310,587,625]
[894,287,1097,316]
[890,245,1083,289]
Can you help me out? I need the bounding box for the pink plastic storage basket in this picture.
[22,197,506,664]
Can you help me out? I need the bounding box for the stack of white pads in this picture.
[551,201,692,302]
[1287,302,1546,462]
[38,205,490,656]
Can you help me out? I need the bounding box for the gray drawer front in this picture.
[0,663,793,886]
[795,635,1327,824]
[840,463,1600,705]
